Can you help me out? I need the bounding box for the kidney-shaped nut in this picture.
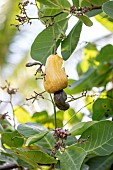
[54,90,70,111]
[43,54,68,93]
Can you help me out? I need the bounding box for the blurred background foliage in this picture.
[0,0,113,128]
[0,0,50,114]
[0,0,20,66]
[0,1,113,169]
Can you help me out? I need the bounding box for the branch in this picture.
[51,17,57,54]
[0,163,53,170]
[63,100,95,127]
[50,94,57,129]
[0,164,19,170]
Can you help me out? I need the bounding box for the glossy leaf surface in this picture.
[103,1,113,18]
[36,0,70,8]
[17,123,54,149]
[61,21,82,60]
[72,0,79,7]
[92,98,113,120]
[70,121,97,136]
[56,146,87,170]
[2,131,24,148]
[76,121,113,156]
[26,131,49,146]
[70,64,113,94]
[14,149,57,168]
[78,15,93,27]
[86,153,113,170]
[81,0,109,6]
[31,18,68,65]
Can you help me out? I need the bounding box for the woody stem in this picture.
[50,94,57,128]
[51,17,57,55]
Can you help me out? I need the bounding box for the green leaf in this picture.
[26,131,49,146]
[70,64,113,94]
[38,5,68,24]
[14,150,38,168]
[107,88,113,99]
[78,15,93,27]
[61,21,82,60]
[96,44,113,63]
[36,0,70,9]
[92,98,113,120]
[1,131,24,148]
[14,149,57,166]
[31,18,68,65]
[56,146,87,170]
[80,0,91,7]
[36,0,60,7]
[72,0,79,7]
[17,123,55,149]
[103,1,113,19]
[91,0,109,6]
[17,122,47,137]
[81,0,109,6]
[57,0,71,9]
[38,0,70,25]
[64,136,77,146]
[35,132,55,149]
[69,67,97,94]
[76,121,113,156]
[39,4,61,17]
[17,159,33,169]
[70,121,97,136]
[87,9,102,17]
[37,0,70,25]
[86,153,113,170]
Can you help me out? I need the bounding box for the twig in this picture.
[63,100,95,127]
[50,94,57,129]
[67,94,86,102]
[51,17,57,54]
[12,0,102,31]
[26,91,46,103]
[0,162,56,170]
[9,95,16,129]
[0,81,18,129]
[0,163,19,170]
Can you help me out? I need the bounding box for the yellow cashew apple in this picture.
[43,54,68,93]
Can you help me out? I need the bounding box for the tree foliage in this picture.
[0,0,113,169]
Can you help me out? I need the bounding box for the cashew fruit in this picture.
[43,54,68,93]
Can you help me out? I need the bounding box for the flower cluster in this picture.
[52,128,69,155]
[11,0,32,30]
[53,128,68,141]
[70,5,92,16]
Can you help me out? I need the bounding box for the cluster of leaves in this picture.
[30,0,113,64]
[0,0,113,170]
